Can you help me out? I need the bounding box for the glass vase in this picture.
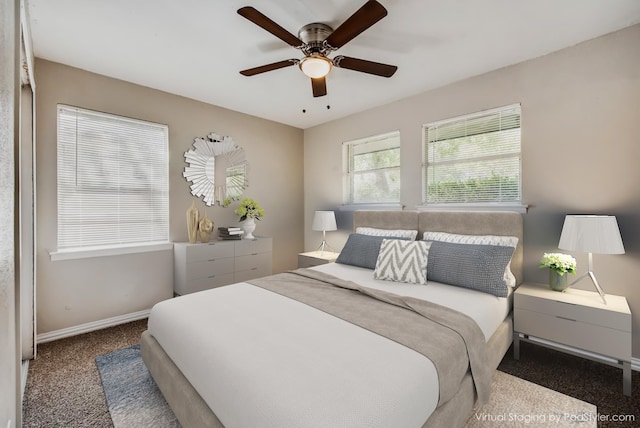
[549,270,569,291]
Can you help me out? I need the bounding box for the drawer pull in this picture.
[208,259,216,262]
[208,275,216,278]
[555,315,576,322]
[251,253,258,256]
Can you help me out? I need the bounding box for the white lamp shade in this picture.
[558,215,625,254]
[312,211,337,232]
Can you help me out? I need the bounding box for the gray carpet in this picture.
[96,344,596,428]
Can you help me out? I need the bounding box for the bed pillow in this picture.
[426,241,514,297]
[336,234,408,270]
[423,231,518,287]
[356,227,418,241]
[373,239,430,285]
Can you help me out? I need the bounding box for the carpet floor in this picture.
[23,319,639,427]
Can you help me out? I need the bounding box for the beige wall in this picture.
[304,25,640,357]
[35,59,304,335]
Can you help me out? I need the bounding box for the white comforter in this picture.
[147,264,510,428]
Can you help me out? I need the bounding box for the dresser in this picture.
[173,237,272,295]
[513,282,632,396]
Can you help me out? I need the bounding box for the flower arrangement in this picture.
[539,253,577,276]
[233,197,265,222]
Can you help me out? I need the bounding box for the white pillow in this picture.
[356,227,418,241]
[422,231,518,287]
[374,239,430,285]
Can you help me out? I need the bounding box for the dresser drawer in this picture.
[235,252,272,273]
[515,292,629,331]
[515,308,631,360]
[235,266,272,283]
[180,273,235,294]
[187,258,235,281]
[185,242,234,262]
[235,238,272,256]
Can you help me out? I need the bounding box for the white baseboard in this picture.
[36,309,150,344]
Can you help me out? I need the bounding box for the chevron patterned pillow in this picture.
[374,239,430,285]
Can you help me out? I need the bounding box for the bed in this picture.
[141,210,523,428]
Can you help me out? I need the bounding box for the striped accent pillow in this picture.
[374,239,430,285]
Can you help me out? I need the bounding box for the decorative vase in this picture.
[199,212,214,243]
[549,270,569,291]
[242,218,256,240]
[186,201,199,244]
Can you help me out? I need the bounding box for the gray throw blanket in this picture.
[248,268,491,407]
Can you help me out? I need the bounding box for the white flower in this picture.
[539,253,577,275]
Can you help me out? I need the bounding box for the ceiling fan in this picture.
[237,0,398,98]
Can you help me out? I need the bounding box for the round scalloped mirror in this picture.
[183,133,248,206]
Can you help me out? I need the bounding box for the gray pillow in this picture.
[426,241,514,297]
[336,234,407,270]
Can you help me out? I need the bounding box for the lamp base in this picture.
[570,270,607,304]
[315,240,335,255]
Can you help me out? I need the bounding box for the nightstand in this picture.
[513,282,632,396]
[298,250,340,268]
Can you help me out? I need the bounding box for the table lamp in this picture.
[558,215,625,304]
[312,210,337,254]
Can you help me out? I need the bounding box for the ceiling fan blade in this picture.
[311,77,327,97]
[333,56,397,77]
[324,0,387,49]
[240,59,297,76]
[237,7,303,48]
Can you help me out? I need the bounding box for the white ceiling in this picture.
[26,0,640,129]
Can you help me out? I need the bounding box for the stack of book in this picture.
[218,226,244,240]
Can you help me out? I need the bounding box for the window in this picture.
[343,131,400,205]
[423,104,521,206]
[56,105,169,251]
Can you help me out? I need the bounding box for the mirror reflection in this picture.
[183,133,248,206]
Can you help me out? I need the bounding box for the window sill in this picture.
[50,242,173,261]
[417,203,528,214]
[339,203,404,212]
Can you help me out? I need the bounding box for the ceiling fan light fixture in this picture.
[299,55,332,78]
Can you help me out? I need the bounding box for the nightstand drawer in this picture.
[298,256,331,268]
[515,292,629,331]
[515,308,631,360]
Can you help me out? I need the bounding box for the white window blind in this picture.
[57,105,169,251]
[423,104,521,205]
[344,131,400,204]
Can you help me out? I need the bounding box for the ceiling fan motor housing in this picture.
[298,23,333,55]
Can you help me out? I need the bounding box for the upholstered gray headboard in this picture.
[353,210,524,285]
